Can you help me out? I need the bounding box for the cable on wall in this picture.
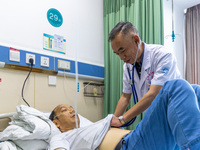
[21,58,34,107]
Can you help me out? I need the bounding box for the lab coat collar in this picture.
[142,42,151,71]
[138,42,151,90]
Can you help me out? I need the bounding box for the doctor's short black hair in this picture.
[108,21,139,42]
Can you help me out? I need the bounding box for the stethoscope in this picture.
[121,42,140,127]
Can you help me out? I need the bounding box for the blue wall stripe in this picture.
[0,45,104,78]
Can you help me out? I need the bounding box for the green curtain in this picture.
[103,0,164,130]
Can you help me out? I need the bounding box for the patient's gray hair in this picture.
[49,110,56,121]
[49,105,59,121]
[108,21,139,42]
[49,105,62,121]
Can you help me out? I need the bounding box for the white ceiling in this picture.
[174,0,200,9]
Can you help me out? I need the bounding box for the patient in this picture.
[49,79,200,150]
[49,104,129,150]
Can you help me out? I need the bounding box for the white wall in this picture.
[163,0,200,78]
[0,0,104,66]
[163,0,185,78]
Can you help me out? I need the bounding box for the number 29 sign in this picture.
[47,8,63,27]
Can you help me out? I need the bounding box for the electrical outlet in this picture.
[26,53,35,65]
[41,56,49,67]
[58,60,70,70]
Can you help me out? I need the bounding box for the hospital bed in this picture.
[0,113,13,132]
[0,106,130,150]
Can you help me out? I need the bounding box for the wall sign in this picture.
[43,33,66,54]
[47,8,63,27]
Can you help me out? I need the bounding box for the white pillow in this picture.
[44,112,51,118]
[79,114,93,127]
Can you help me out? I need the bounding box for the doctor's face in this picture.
[111,32,140,64]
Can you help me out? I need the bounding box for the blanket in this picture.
[0,141,22,150]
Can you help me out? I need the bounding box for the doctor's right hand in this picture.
[110,116,123,127]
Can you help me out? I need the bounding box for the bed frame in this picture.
[0,112,15,132]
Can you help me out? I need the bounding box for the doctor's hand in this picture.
[110,116,122,127]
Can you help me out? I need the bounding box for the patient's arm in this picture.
[98,127,131,150]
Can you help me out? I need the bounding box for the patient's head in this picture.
[49,104,80,132]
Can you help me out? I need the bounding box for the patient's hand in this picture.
[110,116,122,127]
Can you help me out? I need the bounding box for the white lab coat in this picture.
[123,43,181,100]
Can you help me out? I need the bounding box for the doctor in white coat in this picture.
[109,22,181,127]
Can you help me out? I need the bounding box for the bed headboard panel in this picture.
[0,112,15,132]
[0,118,11,132]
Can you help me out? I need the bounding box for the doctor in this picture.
[109,22,181,127]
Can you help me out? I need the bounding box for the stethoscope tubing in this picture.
[120,43,140,127]
[121,66,138,127]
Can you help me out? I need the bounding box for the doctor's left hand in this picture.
[110,116,122,127]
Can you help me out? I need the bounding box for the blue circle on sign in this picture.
[47,8,63,27]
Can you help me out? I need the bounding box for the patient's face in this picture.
[53,104,80,132]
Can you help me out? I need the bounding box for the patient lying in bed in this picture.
[49,104,130,150]
[49,79,200,150]
[0,104,127,150]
